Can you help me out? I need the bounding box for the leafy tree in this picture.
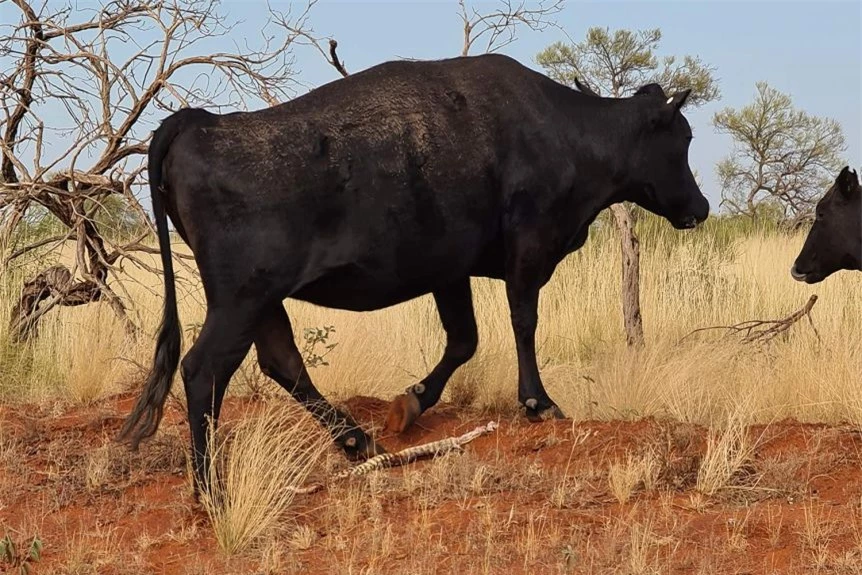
[537,28,719,103]
[713,82,846,221]
[536,27,720,348]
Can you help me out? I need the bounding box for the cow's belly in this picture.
[289,269,437,311]
[289,230,487,311]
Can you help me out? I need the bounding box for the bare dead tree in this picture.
[268,3,348,79]
[1,0,315,341]
[608,204,644,348]
[459,0,564,57]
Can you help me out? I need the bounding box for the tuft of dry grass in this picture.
[627,518,658,575]
[84,443,116,493]
[725,509,751,551]
[608,450,660,505]
[287,525,317,551]
[59,523,128,575]
[0,425,17,469]
[695,403,759,497]
[799,501,836,569]
[764,506,784,549]
[198,399,334,555]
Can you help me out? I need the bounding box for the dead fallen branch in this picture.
[291,421,499,494]
[9,265,101,341]
[679,295,820,346]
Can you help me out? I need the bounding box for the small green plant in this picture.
[0,532,43,575]
[301,325,338,368]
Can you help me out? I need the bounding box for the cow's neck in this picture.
[533,87,650,255]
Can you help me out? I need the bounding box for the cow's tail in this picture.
[118,111,188,450]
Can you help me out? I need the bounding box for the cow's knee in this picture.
[447,327,478,365]
[179,354,196,384]
[180,352,205,399]
[256,351,275,380]
[257,351,298,382]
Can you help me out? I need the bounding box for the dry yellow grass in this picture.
[1,222,860,430]
[695,403,759,496]
[608,450,659,504]
[198,400,334,555]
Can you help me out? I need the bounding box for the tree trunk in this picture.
[610,203,645,348]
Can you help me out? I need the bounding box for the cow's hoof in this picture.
[337,428,386,461]
[385,392,422,434]
[524,403,565,423]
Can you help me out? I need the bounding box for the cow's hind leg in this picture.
[385,277,478,433]
[181,305,258,498]
[254,304,385,460]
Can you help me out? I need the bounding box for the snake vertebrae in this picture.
[291,421,499,494]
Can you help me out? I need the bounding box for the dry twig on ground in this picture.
[680,295,820,345]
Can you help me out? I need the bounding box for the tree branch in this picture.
[2,0,315,340]
[327,39,348,77]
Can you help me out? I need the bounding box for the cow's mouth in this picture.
[790,265,821,284]
[790,266,807,282]
[671,215,700,230]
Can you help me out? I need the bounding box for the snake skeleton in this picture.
[290,421,500,495]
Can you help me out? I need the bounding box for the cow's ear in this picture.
[665,89,691,112]
[574,77,600,97]
[839,166,860,196]
[837,166,860,198]
[635,83,667,98]
[650,88,691,128]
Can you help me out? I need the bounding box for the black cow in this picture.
[792,166,861,283]
[117,53,709,495]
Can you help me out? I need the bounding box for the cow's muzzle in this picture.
[790,265,807,282]
[790,264,823,283]
[671,215,701,230]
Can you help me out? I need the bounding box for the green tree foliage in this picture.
[536,27,720,103]
[713,82,847,220]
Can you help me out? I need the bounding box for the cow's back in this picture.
[205,53,555,182]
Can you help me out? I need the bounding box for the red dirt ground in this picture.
[2,393,862,574]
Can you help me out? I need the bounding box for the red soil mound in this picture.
[2,394,861,574]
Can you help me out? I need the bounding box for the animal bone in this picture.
[290,421,499,494]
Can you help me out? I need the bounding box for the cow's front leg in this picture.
[504,234,566,423]
[385,277,478,433]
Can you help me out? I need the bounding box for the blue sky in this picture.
[2,1,859,210]
[253,0,862,209]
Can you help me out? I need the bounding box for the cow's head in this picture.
[790,166,862,283]
[622,83,710,230]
